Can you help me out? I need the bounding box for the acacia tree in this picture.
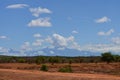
[101,52,114,64]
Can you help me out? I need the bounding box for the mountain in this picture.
[0,48,101,56]
[24,47,100,56]
[42,47,100,56]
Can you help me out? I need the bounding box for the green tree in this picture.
[101,52,114,64]
[113,55,120,62]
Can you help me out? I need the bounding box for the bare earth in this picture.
[0,69,120,80]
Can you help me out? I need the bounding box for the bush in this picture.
[36,56,45,64]
[40,64,48,71]
[58,65,72,73]
[18,58,26,63]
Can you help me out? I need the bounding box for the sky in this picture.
[0,0,120,56]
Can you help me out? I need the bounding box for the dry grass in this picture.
[0,63,120,76]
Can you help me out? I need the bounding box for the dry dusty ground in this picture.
[0,63,120,75]
[0,69,120,80]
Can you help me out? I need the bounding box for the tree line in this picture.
[0,52,119,64]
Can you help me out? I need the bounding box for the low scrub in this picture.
[40,64,48,71]
[58,65,72,73]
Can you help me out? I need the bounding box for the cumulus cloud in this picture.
[37,51,45,55]
[70,42,81,50]
[50,51,54,54]
[72,30,78,34]
[41,34,120,53]
[29,33,120,54]
[33,33,41,38]
[82,44,120,53]
[6,4,29,9]
[67,36,74,42]
[45,36,53,44]
[112,37,120,44]
[28,18,52,27]
[1,33,120,55]
[29,7,52,17]
[21,42,31,51]
[45,34,72,47]
[52,34,68,47]
[47,33,81,50]
[0,47,8,53]
[95,16,111,23]
[32,39,44,46]
[21,34,75,50]
[0,36,8,39]
[98,29,114,36]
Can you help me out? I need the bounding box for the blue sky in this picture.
[0,0,120,56]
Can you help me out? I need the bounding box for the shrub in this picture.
[58,65,72,73]
[40,64,48,71]
[18,58,26,63]
[113,55,120,62]
[36,56,45,64]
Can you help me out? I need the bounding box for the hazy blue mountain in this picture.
[1,47,101,56]
[41,47,100,56]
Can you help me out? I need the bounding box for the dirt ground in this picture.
[0,63,120,75]
[0,69,120,80]
[0,63,120,80]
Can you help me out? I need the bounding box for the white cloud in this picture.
[70,42,81,50]
[72,30,78,34]
[29,7,52,17]
[2,33,120,55]
[98,29,114,36]
[95,16,111,23]
[52,33,68,47]
[45,36,53,44]
[6,4,29,9]
[57,47,65,50]
[37,51,45,55]
[48,33,81,50]
[28,18,52,27]
[33,33,41,38]
[21,42,31,51]
[0,36,8,39]
[112,37,120,44]
[67,36,74,42]
[0,47,8,53]
[82,44,120,53]
[50,51,54,54]
[32,39,44,46]
[42,34,120,53]
[46,34,73,48]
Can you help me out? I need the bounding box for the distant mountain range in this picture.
[0,47,101,56]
